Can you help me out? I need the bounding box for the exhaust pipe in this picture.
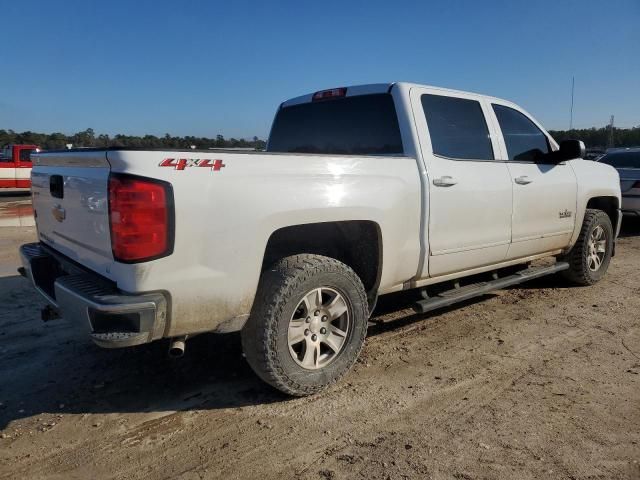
[168,336,187,358]
[41,305,61,322]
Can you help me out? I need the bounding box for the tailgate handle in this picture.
[50,175,64,199]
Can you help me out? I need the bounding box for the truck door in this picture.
[487,103,577,259]
[411,88,513,278]
[0,147,17,188]
[15,146,35,189]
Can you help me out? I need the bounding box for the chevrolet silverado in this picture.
[20,83,622,395]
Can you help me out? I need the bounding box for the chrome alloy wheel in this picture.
[587,225,607,272]
[288,287,351,370]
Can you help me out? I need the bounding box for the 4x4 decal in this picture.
[159,158,226,171]
[559,209,573,219]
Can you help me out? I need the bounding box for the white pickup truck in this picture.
[20,83,621,396]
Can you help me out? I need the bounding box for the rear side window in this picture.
[0,148,11,162]
[267,94,403,155]
[493,104,550,161]
[599,151,640,169]
[421,94,494,160]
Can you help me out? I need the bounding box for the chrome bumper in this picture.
[19,242,167,348]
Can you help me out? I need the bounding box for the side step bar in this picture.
[413,262,569,314]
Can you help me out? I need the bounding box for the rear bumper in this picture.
[20,242,167,348]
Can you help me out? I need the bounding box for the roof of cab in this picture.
[280,82,514,109]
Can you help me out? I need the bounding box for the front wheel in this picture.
[560,209,614,285]
[242,254,369,396]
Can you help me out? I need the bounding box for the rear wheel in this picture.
[242,254,368,396]
[560,209,613,285]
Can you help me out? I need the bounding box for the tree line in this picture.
[1,125,639,151]
[0,128,267,150]
[547,126,639,150]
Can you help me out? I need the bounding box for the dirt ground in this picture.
[0,214,639,480]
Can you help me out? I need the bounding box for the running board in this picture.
[413,262,569,314]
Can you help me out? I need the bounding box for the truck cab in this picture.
[0,144,38,190]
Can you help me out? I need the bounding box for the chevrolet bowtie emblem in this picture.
[52,204,66,222]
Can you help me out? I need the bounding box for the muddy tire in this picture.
[560,209,613,286]
[241,254,368,396]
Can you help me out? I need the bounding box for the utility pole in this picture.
[569,76,575,130]
[607,115,615,149]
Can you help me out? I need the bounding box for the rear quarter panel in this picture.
[107,150,421,336]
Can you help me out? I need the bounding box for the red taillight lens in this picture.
[108,174,173,263]
[312,87,347,101]
[633,181,640,189]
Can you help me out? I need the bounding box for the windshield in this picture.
[599,151,640,168]
[267,93,403,155]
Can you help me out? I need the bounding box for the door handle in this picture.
[433,176,457,187]
[514,175,532,185]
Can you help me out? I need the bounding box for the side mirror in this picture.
[554,139,586,162]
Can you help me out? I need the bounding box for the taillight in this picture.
[312,87,347,101]
[108,174,174,263]
[633,181,640,189]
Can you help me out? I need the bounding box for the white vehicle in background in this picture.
[598,147,640,216]
[20,83,621,396]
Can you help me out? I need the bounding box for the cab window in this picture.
[598,151,640,169]
[421,94,494,160]
[19,149,34,162]
[268,94,403,155]
[492,104,550,161]
[0,148,11,162]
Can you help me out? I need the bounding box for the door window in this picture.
[492,104,550,162]
[19,149,34,163]
[598,151,640,169]
[421,94,494,160]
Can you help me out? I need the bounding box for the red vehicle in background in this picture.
[0,144,39,190]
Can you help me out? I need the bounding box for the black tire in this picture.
[241,254,369,396]
[560,209,613,285]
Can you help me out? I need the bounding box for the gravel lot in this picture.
[0,213,639,480]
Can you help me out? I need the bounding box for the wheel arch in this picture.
[261,220,383,309]
[586,196,620,232]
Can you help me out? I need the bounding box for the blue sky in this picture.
[1,0,638,139]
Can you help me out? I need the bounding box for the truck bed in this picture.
[30,148,421,337]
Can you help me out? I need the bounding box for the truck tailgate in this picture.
[31,151,114,276]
